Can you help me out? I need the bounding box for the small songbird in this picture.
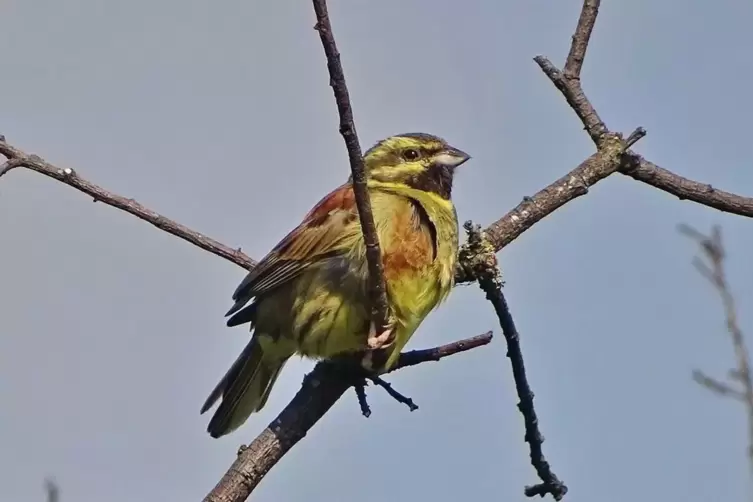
[201,133,470,438]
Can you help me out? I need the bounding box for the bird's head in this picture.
[362,132,470,199]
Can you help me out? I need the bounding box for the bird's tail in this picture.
[201,336,290,438]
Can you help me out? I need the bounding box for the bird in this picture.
[200,132,470,438]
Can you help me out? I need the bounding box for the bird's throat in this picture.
[408,164,454,200]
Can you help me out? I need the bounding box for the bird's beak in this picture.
[433,146,471,168]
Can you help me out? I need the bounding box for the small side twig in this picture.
[0,156,25,178]
[460,222,567,500]
[312,0,392,340]
[680,224,753,479]
[692,369,746,401]
[563,0,601,78]
[354,382,371,417]
[44,478,59,502]
[368,375,419,412]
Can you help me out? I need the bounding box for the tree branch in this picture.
[623,158,753,218]
[691,369,746,402]
[460,223,567,500]
[533,2,753,220]
[483,138,632,253]
[534,56,608,145]
[0,136,257,271]
[44,478,60,502]
[312,0,392,340]
[681,225,753,479]
[202,332,493,502]
[563,0,600,78]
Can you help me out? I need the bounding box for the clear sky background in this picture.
[2,1,753,501]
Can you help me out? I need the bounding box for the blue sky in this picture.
[2,0,753,501]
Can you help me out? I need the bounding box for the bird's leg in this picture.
[366,318,396,349]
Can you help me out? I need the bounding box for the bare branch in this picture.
[691,369,745,402]
[563,0,601,78]
[0,156,25,178]
[624,158,753,218]
[460,223,567,500]
[536,47,753,221]
[202,332,493,502]
[683,225,753,478]
[534,56,609,144]
[312,0,392,340]
[44,478,59,502]
[484,134,633,253]
[0,137,257,271]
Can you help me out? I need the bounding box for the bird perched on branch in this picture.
[201,133,470,438]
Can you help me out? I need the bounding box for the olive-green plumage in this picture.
[201,133,470,438]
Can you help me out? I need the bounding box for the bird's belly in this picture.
[253,258,449,361]
[388,268,445,324]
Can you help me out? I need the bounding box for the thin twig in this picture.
[692,369,746,402]
[44,478,59,502]
[354,382,371,417]
[0,138,256,271]
[0,156,25,178]
[534,55,609,145]
[563,0,601,78]
[681,225,753,479]
[203,332,493,502]
[368,375,419,412]
[312,0,392,338]
[624,159,753,218]
[461,223,566,500]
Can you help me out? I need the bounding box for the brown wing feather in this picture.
[225,183,358,321]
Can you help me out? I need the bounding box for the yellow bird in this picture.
[201,133,470,438]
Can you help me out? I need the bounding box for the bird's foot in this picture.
[366,320,395,349]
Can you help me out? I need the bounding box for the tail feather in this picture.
[226,302,259,327]
[202,337,290,438]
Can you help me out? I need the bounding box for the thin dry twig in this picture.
[563,0,600,78]
[681,224,753,479]
[624,159,753,218]
[0,154,25,178]
[461,222,567,500]
[0,138,257,271]
[202,332,493,502]
[312,0,392,340]
[44,478,59,502]
[691,369,746,401]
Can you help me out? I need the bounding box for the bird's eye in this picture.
[402,148,421,161]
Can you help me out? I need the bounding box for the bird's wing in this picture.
[226,183,359,319]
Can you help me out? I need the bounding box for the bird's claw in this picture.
[367,321,395,349]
